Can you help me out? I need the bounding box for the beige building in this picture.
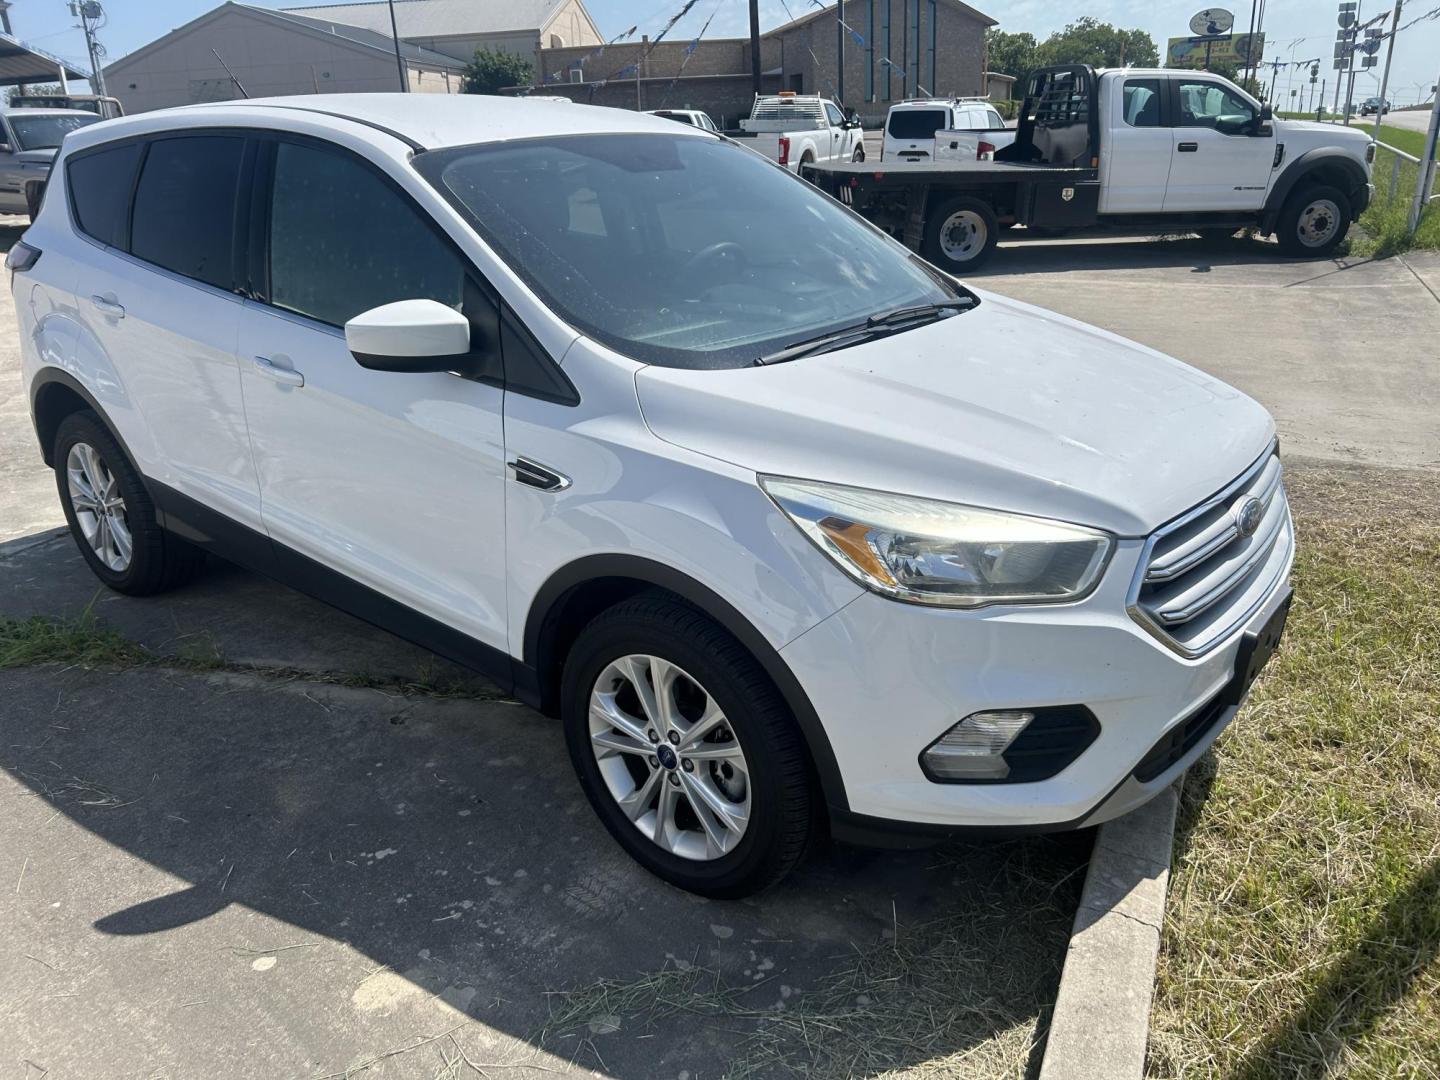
[104,0,603,114]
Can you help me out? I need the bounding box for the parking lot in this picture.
[2,212,1438,1078]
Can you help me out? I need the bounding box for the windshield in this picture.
[8,113,101,150]
[417,133,960,369]
[887,109,947,140]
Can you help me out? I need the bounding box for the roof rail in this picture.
[895,95,992,105]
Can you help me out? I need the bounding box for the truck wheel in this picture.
[1276,184,1351,257]
[924,196,998,272]
[851,145,866,163]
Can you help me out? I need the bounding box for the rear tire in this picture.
[561,593,815,898]
[53,411,205,596]
[923,196,998,272]
[1275,184,1351,257]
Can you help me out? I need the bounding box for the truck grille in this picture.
[1128,444,1291,657]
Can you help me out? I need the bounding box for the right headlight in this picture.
[761,477,1113,608]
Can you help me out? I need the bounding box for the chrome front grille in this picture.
[1129,444,1292,657]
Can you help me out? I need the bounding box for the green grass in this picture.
[0,606,150,669]
[1352,145,1440,256]
[1149,464,1440,1079]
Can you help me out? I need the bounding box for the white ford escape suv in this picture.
[12,96,1293,897]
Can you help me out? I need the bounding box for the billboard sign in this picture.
[1166,33,1265,68]
[1189,8,1235,36]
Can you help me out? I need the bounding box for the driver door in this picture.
[1162,77,1275,212]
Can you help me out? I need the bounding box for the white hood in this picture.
[635,288,1275,536]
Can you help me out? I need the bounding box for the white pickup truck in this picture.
[882,98,1015,162]
[733,93,866,170]
[806,65,1375,270]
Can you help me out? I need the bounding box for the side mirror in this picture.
[345,299,471,374]
[1259,104,1274,121]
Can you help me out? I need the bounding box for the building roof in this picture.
[254,5,468,68]
[0,31,87,86]
[105,3,467,77]
[65,92,706,152]
[765,0,996,37]
[281,0,570,38]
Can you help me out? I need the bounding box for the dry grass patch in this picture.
[1149,461,1440,1079]
[539,837,1086,1078]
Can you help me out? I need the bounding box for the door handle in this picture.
[90,294,125,318]
[253,355,304,387]
[1178,142,1199,153]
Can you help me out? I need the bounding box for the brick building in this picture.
[531,0,996,126]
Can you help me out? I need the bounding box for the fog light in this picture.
[922,710,1034,780]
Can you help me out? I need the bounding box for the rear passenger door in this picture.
[236,136,510,653]
[69,134,262,530]
[1100,77,1174,213]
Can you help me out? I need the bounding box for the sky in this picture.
[8,0,1438,107]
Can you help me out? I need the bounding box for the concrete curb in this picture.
[1037,782,1181,1080]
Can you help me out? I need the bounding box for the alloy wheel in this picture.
[66,442,132,572]
[588,654,751,861]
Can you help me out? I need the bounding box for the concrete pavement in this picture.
[973,235,1440,470]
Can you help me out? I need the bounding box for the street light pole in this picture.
[749,0,761,95]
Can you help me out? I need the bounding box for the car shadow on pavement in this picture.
[1,533,1089,1079]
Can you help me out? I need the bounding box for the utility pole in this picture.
[1370,0,1400,142]
[748,0,761,95]
[386,0,407,91]
[69,1,108,97]
[836,0,845,103]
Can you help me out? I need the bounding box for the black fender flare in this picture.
[522,553,850,813]
[1263,149,1370,230]
[29,367,139,470]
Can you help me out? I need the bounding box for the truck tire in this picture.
[851,145,866,163]
[1275,184,1351,257]
[924,196,998,272]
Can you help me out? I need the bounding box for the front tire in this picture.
[1276,184,1351,257]
[852,144,866,163]
[561,594,815,898]
[53,411,205,595]
[924,195,998,272]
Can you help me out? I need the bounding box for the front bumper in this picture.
[780,516,1294,834]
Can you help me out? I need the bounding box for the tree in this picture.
[1204,61,1263,100]
[984,29,1037,88]
[463,48,533,95]
[1033,18,1159,71]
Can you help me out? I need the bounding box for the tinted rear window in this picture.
[67,142,142,248]
[129,136,244,290]
[886,109,947,140]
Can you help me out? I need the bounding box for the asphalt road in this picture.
[1378,107,1439,135]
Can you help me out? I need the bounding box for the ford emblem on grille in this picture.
[1234,496,1264,538]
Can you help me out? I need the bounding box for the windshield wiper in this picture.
[755,296,975,366]
[866,297,975,327]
